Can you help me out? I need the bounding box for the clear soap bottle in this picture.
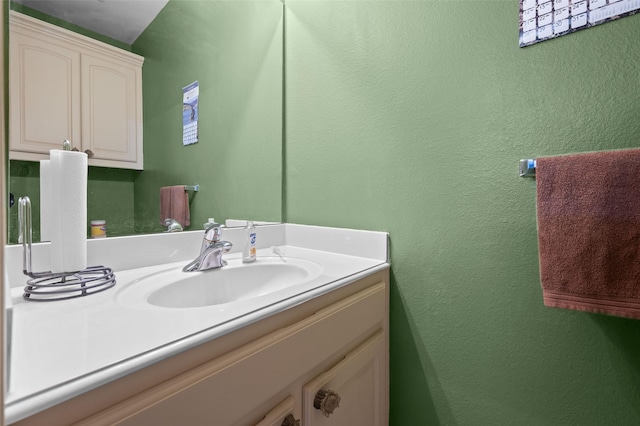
[243,220,257,263]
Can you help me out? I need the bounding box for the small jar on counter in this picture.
[91,220,106,238]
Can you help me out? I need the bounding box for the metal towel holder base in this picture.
[18,196,116,302]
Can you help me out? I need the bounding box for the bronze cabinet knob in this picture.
[281,413,300,426]
[313,389,341,417]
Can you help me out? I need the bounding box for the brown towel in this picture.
[159,185,191,227]
[536,148,640,319]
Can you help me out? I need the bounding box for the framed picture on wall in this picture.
[519,0,640,47]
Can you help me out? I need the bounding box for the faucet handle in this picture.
[164,218,183,232]
[204,218,219,231]
[203,221,223,243]
[204,218,223,235]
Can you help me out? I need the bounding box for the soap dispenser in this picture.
[243,221,257,263]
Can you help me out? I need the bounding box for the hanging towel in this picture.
[159,185,191,227]
[536,148,640,319]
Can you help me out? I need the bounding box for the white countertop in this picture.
[4,223,388,424]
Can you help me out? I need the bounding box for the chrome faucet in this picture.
[164,218,183,232]
[183,221,232,272]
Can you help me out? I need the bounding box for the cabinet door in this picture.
[303,331,386,426]
[9,30,81,156]
[81,53,141,167]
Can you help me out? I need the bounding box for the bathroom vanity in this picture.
[4,224,389,425]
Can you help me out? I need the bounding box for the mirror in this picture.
[7,0,284,243]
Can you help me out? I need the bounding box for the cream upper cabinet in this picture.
[9,11,144,170]
[81,53,141,164]
[9,25,81,156]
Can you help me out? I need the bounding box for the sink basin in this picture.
[117,256,324,309]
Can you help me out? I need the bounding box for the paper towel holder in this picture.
[18,196,116,302]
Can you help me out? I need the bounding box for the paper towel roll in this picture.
[39,160,52,242]
[49,150,88,273]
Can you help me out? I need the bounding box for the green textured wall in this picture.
[9,161,136,242]
[9,2,130,50]
[285,1,640,425]
[131,0,283,234]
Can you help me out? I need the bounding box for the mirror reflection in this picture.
[8,0,284,243]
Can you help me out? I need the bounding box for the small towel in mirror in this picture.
[159,185,191,227]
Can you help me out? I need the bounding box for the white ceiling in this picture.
[12,0,169,45]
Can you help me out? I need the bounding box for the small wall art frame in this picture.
[519,0,640,47]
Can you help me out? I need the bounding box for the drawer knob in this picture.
[72,148,94,158]
[314,389,341,417]
[281,414,300,426]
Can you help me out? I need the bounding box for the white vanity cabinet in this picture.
[12,270,388,426]
[9,11,143,170]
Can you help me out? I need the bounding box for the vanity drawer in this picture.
[77,282,386,425]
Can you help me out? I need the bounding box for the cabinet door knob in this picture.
[313,389,341,417]
[281,414,300,426]
[84,149,94,158]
